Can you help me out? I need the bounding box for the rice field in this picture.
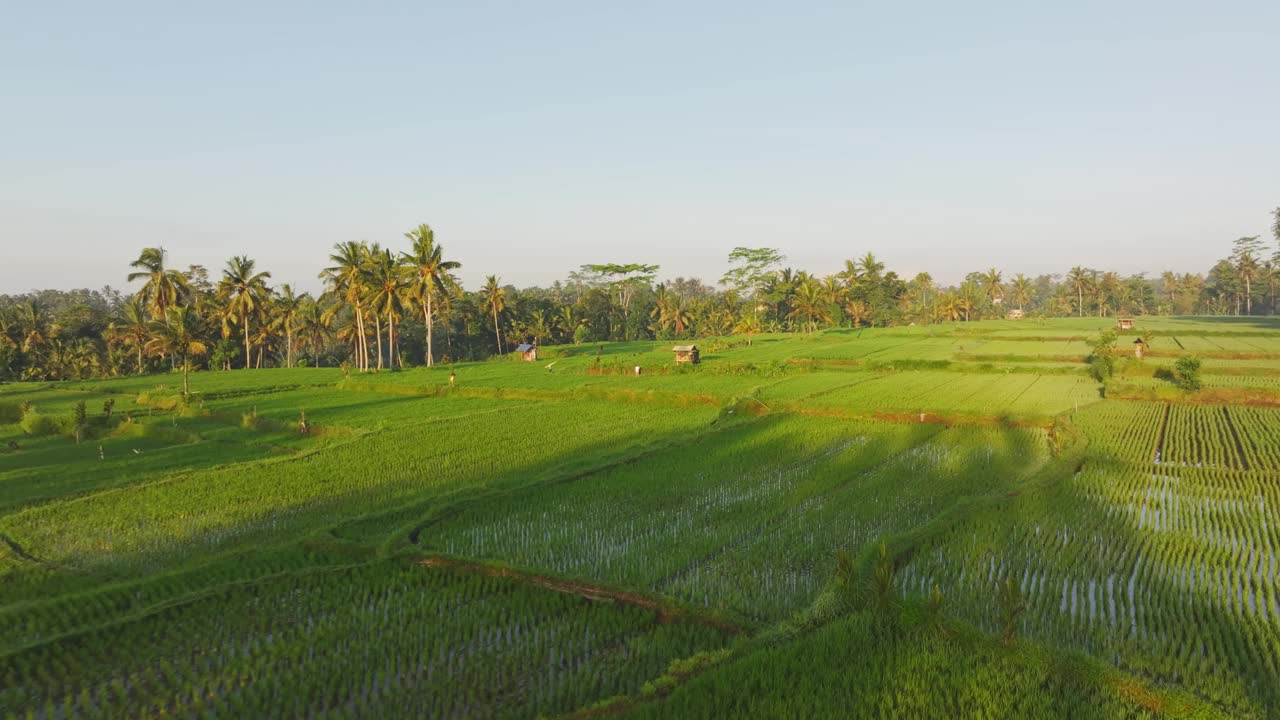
[0,317,1276,718]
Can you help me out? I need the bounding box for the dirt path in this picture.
[418,556,745,635]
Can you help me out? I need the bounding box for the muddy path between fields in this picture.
[418,556,746,635]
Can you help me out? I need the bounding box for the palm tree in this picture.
[1010,274,1033,312]
[17,299,52,354]
[127,247,190,319]
[146,306,208,397]
[216,256,272,370]
[651,284,693,336]
[115,295,151,374]
[321,241,371,371]
[858,253,885,280]
[1238,251,1260,316]
[787,280,831,333]
[981,268,1004,306]
[402,224,462,367]
[1067,266,1091,318]
[957,281,979,322]
[845,300,869,328]
[527,310,554,346]
[557,306,582,344]
[483,275,506,354]
[1160,271,1178,314]
[1096,271,1121,317]
[935,293,962,322]
[365,246,406,369]
[839,259,861,289]
[732,311,763,345]
[821,276,846,316]
[274,284,304,369]
[297,294,334,366]
[911,272,935,311]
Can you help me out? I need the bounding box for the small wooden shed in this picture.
[1118,318,1135,330]
[515,343,538,362]
[1133,337,1147,359]
[1006,309,1025,320]
[673,345,700,365]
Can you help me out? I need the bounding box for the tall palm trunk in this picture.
[387,312,396,368]
[243,314,252,370]
[373,314,384,370]
[424,294,434,367]
[493,306,502,354]
[353,303,367,371]
[285,324,293,369]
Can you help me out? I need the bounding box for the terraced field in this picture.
[1,317,1277,717]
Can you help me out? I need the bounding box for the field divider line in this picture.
[1002,374,1044,412]
[417,555,747,635]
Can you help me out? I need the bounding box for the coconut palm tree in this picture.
[787,279,831,333]
[364,246,407,369]
[321,241,371,371]
[114,295,151,374]
[1096,271,1121,317]
[127,247,190,319]
[1160,271,1178,313]
[957,281,979,322]
[651,284,693,337]
[935,293,962,322]
[297,294,334,366]
[483,275,506,354]
[911,272,935,311]
[845,300,870,328]
[981,268,1004,306]
[17,299,52,354]
[274,284,304,369]
[402,224,462,367]
[557,306,582,344]
[216,255,272,370]
[1010,274,1033,312]
[526,309,554,346]
[858,252,885,280]
[1067,266,1091,318]
[146,306,208,397]
[732,311,764,345]
[821,276,846,315]
[1237,250,1260,316]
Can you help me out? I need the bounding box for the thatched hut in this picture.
[673,345,700,365]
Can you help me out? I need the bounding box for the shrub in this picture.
[20,409,60,437]
[1171,356,1202,392]
[1086,331,1118,382]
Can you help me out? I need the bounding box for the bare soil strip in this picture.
[417,556,745,635]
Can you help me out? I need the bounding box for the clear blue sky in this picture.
[3,1,1278,295]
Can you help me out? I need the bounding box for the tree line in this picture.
[2,209,1279,383]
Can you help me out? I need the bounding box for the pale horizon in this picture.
[4,1,1279,295]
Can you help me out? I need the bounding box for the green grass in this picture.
[1,317,1276,718]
